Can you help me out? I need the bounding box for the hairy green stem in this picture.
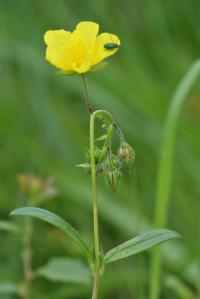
[149,60,200,299]
[90,111,101,299]
[82,67,115,299]
[81,74,93,114]
[92,271,100,299]
[22,216,33,299]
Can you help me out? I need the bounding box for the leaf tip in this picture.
[9,208,23,217]
[9,210,16,217]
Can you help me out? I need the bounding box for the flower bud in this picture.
[17,174,42,195]
[118,142,135,173]
[17,174,58,203]
[105,169,120,193]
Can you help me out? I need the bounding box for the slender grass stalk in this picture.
[90,111,101,299]
[22,216,33,299]
[149,60,200,299]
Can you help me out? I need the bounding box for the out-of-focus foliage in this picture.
[0,0,200,298]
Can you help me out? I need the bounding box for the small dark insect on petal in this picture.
[104,43,120,50]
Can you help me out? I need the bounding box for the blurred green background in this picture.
[0,0,200,298]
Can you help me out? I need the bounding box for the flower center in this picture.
[67,40,88,67]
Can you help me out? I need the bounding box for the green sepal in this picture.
[90,62,109,72]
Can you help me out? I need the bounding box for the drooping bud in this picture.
[118,142,135,173]
[105,168,121,193]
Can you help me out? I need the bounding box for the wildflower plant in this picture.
[0,174,58,299]
[10,21,180,299]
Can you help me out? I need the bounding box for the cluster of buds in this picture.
[78,121,135,193]
[17,173,58,204]
[104,141,135,192]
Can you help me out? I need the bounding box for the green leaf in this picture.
[0,220,21,235]
[0,282,20,295]
[95,134,107,142]
[10,207,93,263]
[104,229,180,264]
[76,163,91,171]
[36,257,91,285]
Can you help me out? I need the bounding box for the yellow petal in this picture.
[44,29,71,46]
[70,21,99,73]
[72,56,92,73]
[93,33,120,65]
[73,21,99,48]
[44,30,73,71]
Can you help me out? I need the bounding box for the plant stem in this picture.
[92,271,100,299]
[90,111,101,299]
[81,72,114,298]
[81,74,93,114]
[149,60,200,299]
[22,216,33,299]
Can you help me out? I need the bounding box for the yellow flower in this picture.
[44,21,120,74]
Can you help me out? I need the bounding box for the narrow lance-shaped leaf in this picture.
[95,134,107,142]
[0,220,21,235]
[36,257,91,285]
[10,207,93,263]
[0,282,20,295]
[104,229,180,264]
[76,163,91,171]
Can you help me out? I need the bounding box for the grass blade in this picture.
[150,60,200,299]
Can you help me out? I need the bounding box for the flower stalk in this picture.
[90,111,101,299]
[81,74,93,114]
